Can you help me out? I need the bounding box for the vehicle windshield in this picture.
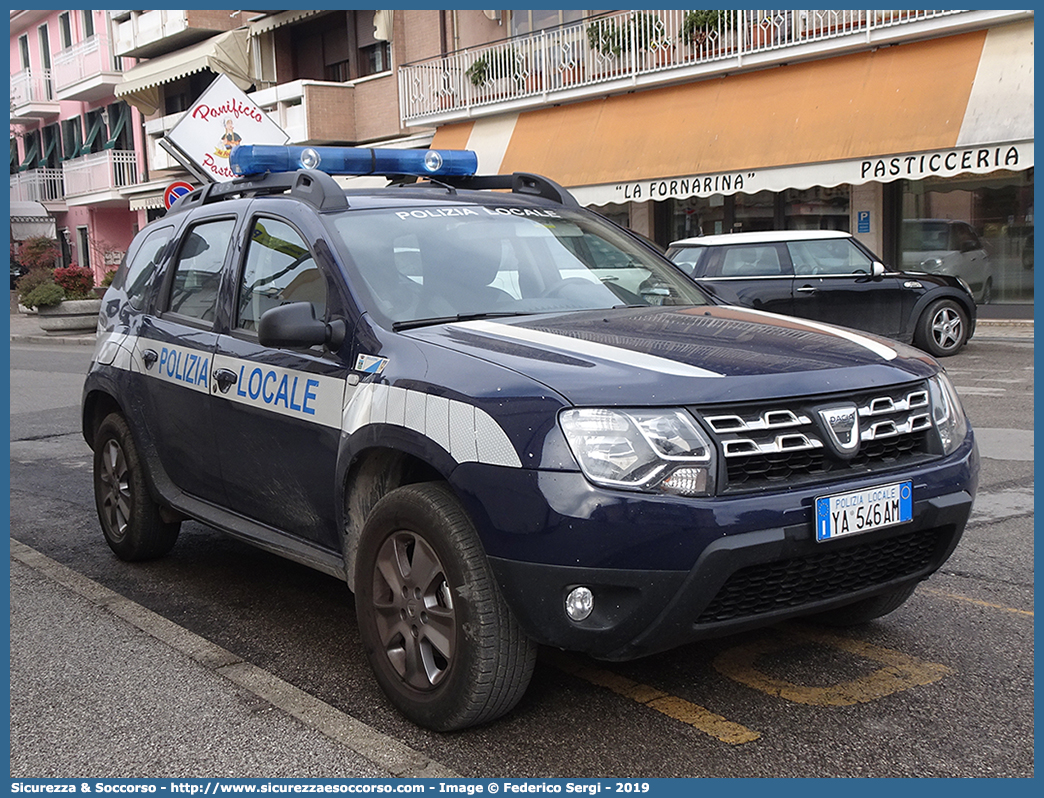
[329,205,710,328]
[903,221,950,252]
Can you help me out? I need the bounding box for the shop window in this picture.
[902,170,1034,304]
[783,186,850,231]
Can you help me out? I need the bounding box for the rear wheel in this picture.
[915,298,969,357]
[355,482,536,731]
[812,583,918,626]
[93,413,180,561]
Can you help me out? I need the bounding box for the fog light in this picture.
[660,467,710,496]
[565,587,594,622]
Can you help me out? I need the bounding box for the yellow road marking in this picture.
[713,624,952,706]
[919,587,1033,616]
[549,652,761,744]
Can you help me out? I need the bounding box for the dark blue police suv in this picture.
[82,145,978,731]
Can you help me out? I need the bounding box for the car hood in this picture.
[404,305,939,406]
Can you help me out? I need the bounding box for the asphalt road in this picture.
[7,330,1034,778]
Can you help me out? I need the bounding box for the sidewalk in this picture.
[9,539,457,779]
[8,307,1033,346]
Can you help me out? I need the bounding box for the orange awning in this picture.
[432,24,1033,204]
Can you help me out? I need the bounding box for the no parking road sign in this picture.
[164,181,195,210]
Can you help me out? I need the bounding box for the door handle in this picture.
[213,368,238,394]
[796,286,817,294]
[142,349,158,369]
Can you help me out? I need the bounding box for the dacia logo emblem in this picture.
[818,404,859,454]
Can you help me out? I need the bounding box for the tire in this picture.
[812,583,918,626]
[980,278,993,305]
[93,413,180,561]
[355,482,537,731]
[915,298,969,357]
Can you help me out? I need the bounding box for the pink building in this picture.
[10,9,148,283]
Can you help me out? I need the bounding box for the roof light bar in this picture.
[229,145,478,178]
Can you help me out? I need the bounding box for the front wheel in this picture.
[354,482,537,731]
[915,298,969,357]
[93,412,180,561]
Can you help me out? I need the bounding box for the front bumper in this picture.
[454,435,978,661]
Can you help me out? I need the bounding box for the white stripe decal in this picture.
[341,382,522,468]
[724,306,898,361]
[454,320,725,379]
[210,353,346,429]
[94,332,524,468]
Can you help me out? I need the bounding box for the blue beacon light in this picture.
[229,145,478,178]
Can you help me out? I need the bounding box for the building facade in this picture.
[10,9,1034,308]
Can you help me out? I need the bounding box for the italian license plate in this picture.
[815,481,913,542]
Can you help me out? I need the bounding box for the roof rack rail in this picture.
[439,172,580,208]
[391,172,579,207]
[169,170,348,214]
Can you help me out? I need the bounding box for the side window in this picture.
[718,246,782,277]
[120,226,173,311]
[167,218,236,323]
[790,239,872,276]
[238,218,325,331]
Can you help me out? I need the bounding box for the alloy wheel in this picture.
[371,531,456,690]
[98,439,131,540]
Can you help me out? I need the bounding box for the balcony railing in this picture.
[399,9,971,124]
[52,33,120,99]
[10,168,65,204]
[10,68,56,109]
[62,150,138,198]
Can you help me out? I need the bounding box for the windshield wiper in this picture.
[392,311,534,332]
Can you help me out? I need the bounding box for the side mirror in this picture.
[871,261,887,279]
[258,302,346,350]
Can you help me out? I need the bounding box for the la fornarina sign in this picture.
[166,74,289,182]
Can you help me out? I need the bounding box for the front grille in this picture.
[695,527,945,625]
[694,383,937,493]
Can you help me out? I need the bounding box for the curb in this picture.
[10,538,460,779]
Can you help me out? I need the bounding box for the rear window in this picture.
[119,226,174,311]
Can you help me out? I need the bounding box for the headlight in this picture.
[927,373,968,455]
[920,257,944,272]
[559,408,715,496]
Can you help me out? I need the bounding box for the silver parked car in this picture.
[901,219,992,303]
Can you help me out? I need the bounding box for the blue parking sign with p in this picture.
[857,211,871,233]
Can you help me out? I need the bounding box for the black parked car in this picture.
[667,230,977,356]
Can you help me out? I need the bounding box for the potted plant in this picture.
[465,48,525,91]
[680,10,732,48]
[29,264,103,335]
[587,13,666,69]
